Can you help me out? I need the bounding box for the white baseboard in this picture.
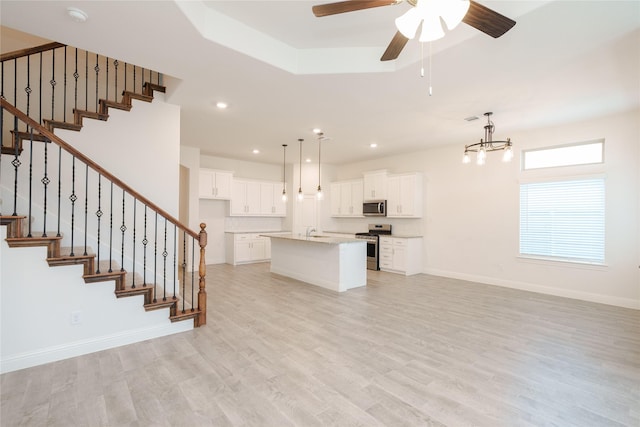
[423,268,640,310]
[0,321,193,374]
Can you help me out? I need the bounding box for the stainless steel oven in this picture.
[355,224,392,270]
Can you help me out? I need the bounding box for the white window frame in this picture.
[519,175,606,266]
[521,139,604,171]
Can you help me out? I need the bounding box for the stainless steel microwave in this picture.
[363,200,386,216]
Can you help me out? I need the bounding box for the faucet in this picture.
[306,227,316,238]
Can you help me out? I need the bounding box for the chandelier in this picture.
[463,112,513,165]
[395,0,470,42]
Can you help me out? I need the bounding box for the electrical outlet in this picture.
[71,310,82,325]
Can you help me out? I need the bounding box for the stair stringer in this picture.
[0,226,193,374]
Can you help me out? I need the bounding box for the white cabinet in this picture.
[225,233,271,265]
[260,182,286,217]
[379,236,422,276]
[199,169,232,200]
[330,179,363,217]
[363,170,388,201]
[231,179,286,217]
[230,180,262,216]
[387,173,423,218]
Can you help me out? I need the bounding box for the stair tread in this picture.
[100,99,131,112]
[43,119,82,132]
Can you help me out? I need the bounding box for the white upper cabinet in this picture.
[230,179,286,217]
[330,179,363,217]
[199,169,232,200]
[260,182,286,217]
[387,173,423,218]
[230,179,261,216]
[363,170,388,201]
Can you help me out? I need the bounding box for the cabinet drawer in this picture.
[393,238,407,247]
[379,252,393,262]
[235,234,252,242]
[379,236,393,245]
[380,260,393,269]
[379,245,393,254]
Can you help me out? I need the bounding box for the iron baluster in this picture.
[142,205,148,286]
[95,174,102,273]
[63,46,67,122]
[162,218,167,301]
[120,189,126,272]
[69,156,76,256]
[10,117,20,216]
[84,50,88,111]
[133,65,136,94]
[105,56,109,102]
[181,230,186,313]
[173,223,177,300]
[108,181,113,273]
[124,63,127,93]
[83,164,88,256]
[153,211,158,303]
[27,129,33,237]
[38,52,42,125]
[25,55,31,126]
[13,59,17,108]
[94,53,99,112]
[50,48,56,121]
[56,146,61,237]
[41,135,49,237]
[132,199,136,288]
[74,48,79,111]
[191,236,195,312]
[114,59,119,101]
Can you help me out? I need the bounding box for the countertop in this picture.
[262,233,365,245]
[225,230,291,234]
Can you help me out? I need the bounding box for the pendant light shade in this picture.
[297,138,304,201]
[281,144,288,202]
[316,133,323,200]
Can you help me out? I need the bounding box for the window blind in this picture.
[519,178,605,263]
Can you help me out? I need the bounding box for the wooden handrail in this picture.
[1,98,199,240]
[1,42,66,62]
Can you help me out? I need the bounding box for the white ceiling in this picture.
[1,1,639,165]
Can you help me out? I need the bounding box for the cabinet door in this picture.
[251,239,267,260]
[351,181,363,216]
[260,183,275,215]
[235,241,252,262]
[230,180,247,215]
[214,172,232,199]
[340,182,353,215]
[330,182,342,216]
[387,176,401,216]
[199,170,215,199]
[273,184,286,216]
[245,181,262,215]
[363,172,387,201]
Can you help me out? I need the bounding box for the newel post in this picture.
[197,223,207,326]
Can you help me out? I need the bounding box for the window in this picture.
[519,178,605,264]
[522,140,604,170]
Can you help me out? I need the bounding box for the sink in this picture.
[309,235,330,239]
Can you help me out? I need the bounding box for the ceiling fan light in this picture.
[418,12,445,42]
[395,8,422,39]
[439,0,470,30]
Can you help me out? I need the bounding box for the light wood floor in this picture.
[2,263,639,426]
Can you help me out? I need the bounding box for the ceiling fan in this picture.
[312,0,516,61]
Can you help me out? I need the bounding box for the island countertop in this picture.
[261,233,364,245]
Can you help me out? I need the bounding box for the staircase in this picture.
[1,42,207,372]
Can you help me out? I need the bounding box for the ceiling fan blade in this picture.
[313,0,398,17]
[462,0,516,38]
[380,31,409,61]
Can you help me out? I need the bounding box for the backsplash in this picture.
[224,216,285,232]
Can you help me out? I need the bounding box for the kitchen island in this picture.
[264,234,367,292]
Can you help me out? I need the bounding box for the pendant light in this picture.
[297,138,304,201]
[462,112,513,166]
[316,132,324,200]
[281,144,288,202]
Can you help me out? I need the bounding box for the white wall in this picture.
[334,109,640,309]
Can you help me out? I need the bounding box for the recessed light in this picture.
[216,101,228,109]
[312,128,322,134]
[370,143,377,148]
[464,115,479,122]
[67,7,88,23]
[305,158,311,163]
[252,149,260,154]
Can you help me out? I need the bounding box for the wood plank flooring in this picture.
[2,263,639,426]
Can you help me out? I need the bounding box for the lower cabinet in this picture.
[379,236,422,275]
[225,233,271,265]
